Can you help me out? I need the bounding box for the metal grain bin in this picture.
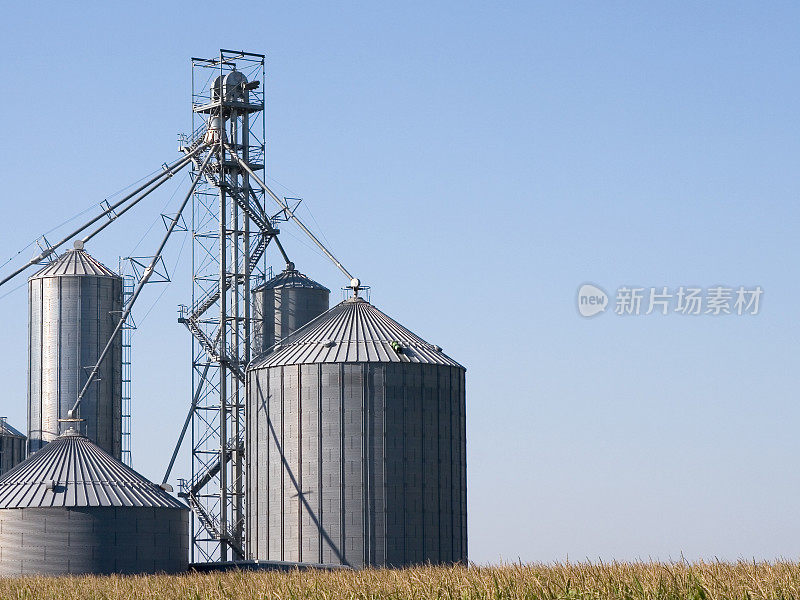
[252,266,329,355]
[0,419,25,477]
[0,428,189,576]
[246,296,467,568]
[27,241,122,458]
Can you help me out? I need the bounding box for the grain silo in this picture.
[27,241,122,458]
[245,295,466,568]
[0,428,189,576]
[0,418,25,476]
[252,265,330,355]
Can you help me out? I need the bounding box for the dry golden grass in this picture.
[1,561,799,600]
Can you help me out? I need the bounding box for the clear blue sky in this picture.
[1,2,799,564]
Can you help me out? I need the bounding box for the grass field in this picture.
[1,562,798,599]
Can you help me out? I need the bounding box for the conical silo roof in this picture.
[0,419,25,439]
[249,296,463,369]
[0,429,185,509]
[29,245,118,279]
[253,267,329,292]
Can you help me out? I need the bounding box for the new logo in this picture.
[577,283,608,317]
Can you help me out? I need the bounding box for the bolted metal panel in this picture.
[246,360,467,568]
[437,369,453,561]
[267,367,284,560]
[319,363,343,565]
[342,363,364,565]
[300,363,321,564]
[422,364,441,562]
[283,365,300,563]
[252,268,329,355]
[0,420,26,477]
[0,507,188,576]
[384,364,405,566]
[367,364,386,565]
[27,248,123,458]
[402,364,423,565]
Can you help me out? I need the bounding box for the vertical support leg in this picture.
[219,133,229,561]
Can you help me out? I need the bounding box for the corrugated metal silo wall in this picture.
[246,362,467,567]
[252,287,329,354]
[28,276,123,458]
[0,436,25,476]
[0,507,189,575]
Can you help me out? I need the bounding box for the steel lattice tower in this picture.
[179,51,271,562]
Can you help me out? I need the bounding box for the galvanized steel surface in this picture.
[0,420,25,440]
[29,248,119,278]
[28,248,122,458]
[252,268,330,354]
[0,430,186,509]
[0,420,25,477]
[245,362,467,567]
[0,507,189,575]
[246,301,467,567]
[252,268,330,293]
[0,431,188,575]
[249,297,463,368]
